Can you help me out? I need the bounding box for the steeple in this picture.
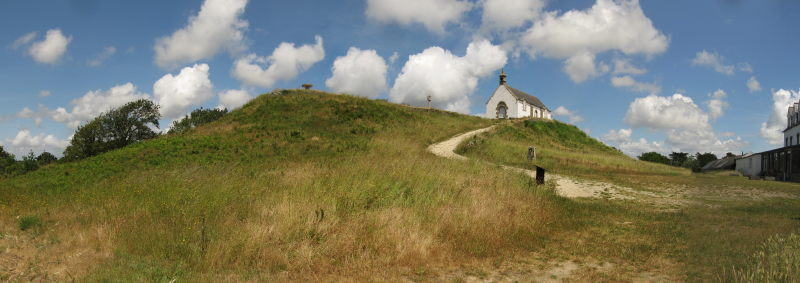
[499,69,507,85]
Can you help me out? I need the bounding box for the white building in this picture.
[486,71,551,119]
[786,102,800,146]
[735,153,761,178]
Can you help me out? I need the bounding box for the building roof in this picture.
[502,85,550,111]
[701,155,737,171]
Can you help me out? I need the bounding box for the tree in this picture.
[0,146,16,175]
[63,99,160,161]
[20,151,39,173]
[36,151,58,166]
[695,152,718,169]
[681,155,699,172]
[669,152,689,166]
[168,107,228,134]
[638,152,670,165]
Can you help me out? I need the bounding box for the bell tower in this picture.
[499,69,507,86]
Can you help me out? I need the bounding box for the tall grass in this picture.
[724,233,800,282]
[458,120,687,184]
[0,90,566,281]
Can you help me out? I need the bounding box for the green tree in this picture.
[63,99,161,161]
[638,151,670,165]
[681,155,700,172]
[36,151,58,166]
[695,152,718,169]
[20,151,39,173]
[168,107,228,134]
[0,146,16,175]
[669,152,689,166]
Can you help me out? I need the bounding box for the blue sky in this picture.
[1,0,799,158]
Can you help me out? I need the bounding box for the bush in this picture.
[18,215,41,231]
[63,99,161,161]
[168,107,228,134]
[36,151,58,165]
[638,152,670,165]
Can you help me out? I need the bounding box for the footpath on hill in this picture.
[427,125,698,209]
[428,124,800,209]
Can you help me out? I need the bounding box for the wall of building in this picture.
[785,126,800,146]
[736,155,762,177]
[486,87,518,118]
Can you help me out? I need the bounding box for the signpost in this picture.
[528,146,545,185]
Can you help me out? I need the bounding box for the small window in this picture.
[523,103,527,111]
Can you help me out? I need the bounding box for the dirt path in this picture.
[428,125,641,200]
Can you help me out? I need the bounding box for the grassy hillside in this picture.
[458,119,687,184]
[0,90,572,281]
[3,91,798,282]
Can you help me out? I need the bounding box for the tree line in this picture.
[637,151,736,172]
[0,99,228,178]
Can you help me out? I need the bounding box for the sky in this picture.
[1,0,800,158]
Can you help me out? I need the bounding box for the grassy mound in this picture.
[0,90,568,281]
[458,119,687,183]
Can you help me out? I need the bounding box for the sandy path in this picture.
[427,125,637,200]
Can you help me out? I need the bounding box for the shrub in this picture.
[18,215,42,231]
[638,152,670,165]
[168,107,228,134]
[36,151,58,165]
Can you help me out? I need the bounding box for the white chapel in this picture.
[485,71,551,119]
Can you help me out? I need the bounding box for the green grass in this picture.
[2,90,799,281]
[18,215,41,231]
[0,90,568,281]
[457,118,800,281]
[458,120,687,185]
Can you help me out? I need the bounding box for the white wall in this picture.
[736,154,762,177]
[486,87,518,118]
[785,126,800,146]
[485,86,553,120]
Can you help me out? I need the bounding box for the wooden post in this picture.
[536,167,545,185]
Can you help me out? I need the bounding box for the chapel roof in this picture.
[503,85,549,111]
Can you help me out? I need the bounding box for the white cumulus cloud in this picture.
[389,39,507,113]
[691,50,735,75]
[521,0,668,59]
[0,130,70,158]
[325,47,388,98]
[611,75,660,94]
[154,0,249,68]
[601,128,632,144]
[365,0,472,34]
[27,29,71,64]
[624,94,710,131]
[622,93,745,155]
[154,64,214,119]
[218,89,252,110]
[747,76,762,93]
[232,36,325,88]
[520,0,667,82]
[706,89,728,120]
[665,129,746,156]
[87,46,117,67]
[481,0,547,31]
[553,106,584,123]
[563,52,608,83]
[55,83,151,129]
[612,58,647,75]
[761,89,800,146]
